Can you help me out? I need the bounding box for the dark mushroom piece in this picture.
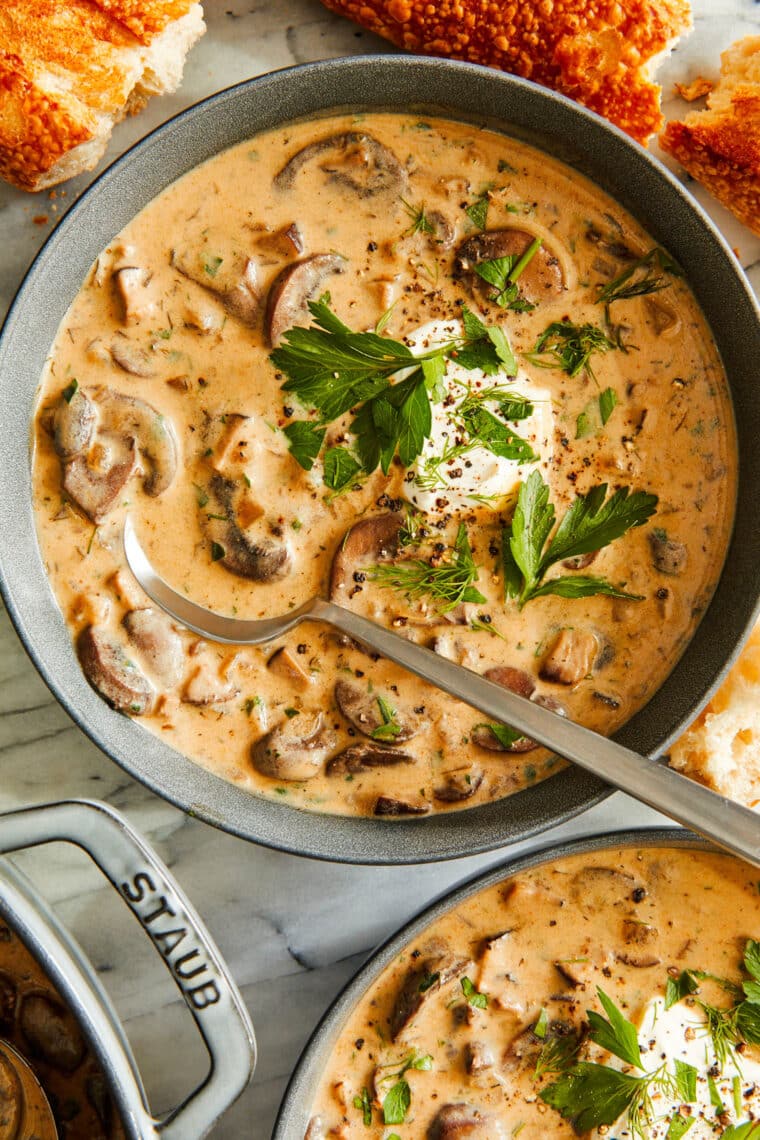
[265,253,345,347]
[617,919,661,967]
[329,512,403,601]
[428,1103,505,1140]
[455,229,564,304]
[390,941,473,1039]
[123,608,184,687]
[471,666,538,754]
[19,994,85,1074]
[52,387,96,460]
[569,865,642,914]
[434,765,483,802]
[426,209,456,249]
[585,226,636,262]
[171,247,261,327]
[274,132,407,198]
[374,794,430,817]
[465,1040,496,1076]
[0,974,16,1036]
[649,530,687,575]
[205,473,291,582]
[94,388,178,497]
[252,712,336,782]
[109,337,156,378]
[326,742,414,775]
[267,647,311,690]
[78,627,154,715]
[540,628,599,686]
[62,433,138,523]
[334,679,426,742]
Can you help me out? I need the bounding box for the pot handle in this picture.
[0,798,255,1139]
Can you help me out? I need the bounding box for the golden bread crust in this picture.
[90,0,198,44]
[319,0,692,144]
[661,36,760,236]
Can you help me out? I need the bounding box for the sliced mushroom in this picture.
[255,221,305,257]
[456,229,563,303]
[428,1103,505,1140]
[427,209,456,249]
[113,265,157,325]
[390,941,473,1039]
[94,388,178,496]
[183,663,238,707]
[585,226,635,261]
[110,337,156,377]
[274,132,407,198]
[78,626,154,715]
[205,473,291,581]
[374,794,430,817]
[267,647,311,690]
[471,667,536,753]
[434,765,483,802]
[562,550,598,570]
[63,433,138,523]
[326,742,414,775]
[252,712,336,781]
[540,628,599,686]
[617,920,660,967]
[265,253,346,346]
[330,513,403,601]
[645,296,682,337]
[569,866,642,913]
[19,994,86,1074]
[52,387,96,460]
[649,530,687,576]
[171,246,261,327]
[465,1040,495,1076]
[123,608,184,687]
[334,679,425,742]
[553,957,595,988]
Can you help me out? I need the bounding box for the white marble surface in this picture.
[0,1,758,1136]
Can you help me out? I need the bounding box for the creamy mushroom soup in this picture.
[304,846,760,1138]
[32,114,736,817]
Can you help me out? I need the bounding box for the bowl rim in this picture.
[272,825,720,1137]
[0,54,758,864]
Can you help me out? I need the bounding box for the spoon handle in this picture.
[314,598,760,867]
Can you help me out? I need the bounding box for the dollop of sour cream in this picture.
[403,320,554,515]
[592,997,760,1139]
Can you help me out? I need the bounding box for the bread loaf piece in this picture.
[319,0,692,144]
[0,0,204,191]
[669,619,760,809]
[660,37,760,236]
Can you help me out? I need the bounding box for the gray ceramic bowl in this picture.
[273,827,715,1137]
[0,57,758,864]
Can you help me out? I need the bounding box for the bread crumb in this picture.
[674,76,714,101]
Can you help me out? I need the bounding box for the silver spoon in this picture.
[124,517,760,867]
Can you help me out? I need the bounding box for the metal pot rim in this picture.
[1,55,758,863]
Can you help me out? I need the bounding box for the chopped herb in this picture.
[283,420,326,472]
[472,238,541,311]
[154,327,173,340]
[210,542,225,562]
[477,723,525,749]
[202,254,223,277]
[596,246,682,311]
[371,696,403,742]
[417,971,440,993]
[284,707,300,719]
[242,472,252,488]
[501,470,657,607]
[458,392,538,464]
[465,192,490,231]
[534,1031,582,1078]
[599,386,618,425]
[461,976,488,1008]
[323,446,362,493]
[534,1008,549,1039]
[243,697,263,716]
[401,197,435,236]
[62,378,78,403]
[525,320,617,380]
[377,1051,433,1127]
[666,1113,696,1139]
[372,524,486,613]
[353,1086,372,1126]
[498,158,518,173]
[721,1124,760,1139]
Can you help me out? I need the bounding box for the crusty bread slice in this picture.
[660,36,760,236]
[669,619,760,809]
[319,0,692,144]
[0,0,204,191]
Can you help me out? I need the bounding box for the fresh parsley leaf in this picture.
[744,940,760,983]
[534,1007,549,1039]
[721,1124,760,1139]
[540,1062,645,1132]
[525,319,617,379]
[323,446,361,492]
[665,970,700,1010]
[527,574,644,603]
[599,386,618,425]
[666,1113,696,1139]
[371,696,403,742]
[383,1079,411,1125]
[502,469,555,601]
[477,723,525,749]
[353,1087,372,1126]
[534,1031,582,1078]
[421,354,447,401]
[673,1058,698,1102]
[210,542,225,562]
[588,988,643,1068]
[472,238,541,311]
[202,254,223,277]
[459,401,537,464]
[62,378,79,403]
[372,524,486,613]
[283,421,326,471]
[540,482,657,574]
[465,192,489,231]
[596,246,682,309]
[461,976,488,1009]
[417,971,440,993]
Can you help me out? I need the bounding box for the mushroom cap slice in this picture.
[52,387,96,460]
[265,253,346,347]
[456,228,564,303]
[252,712,336,782]
[373,794,430,816]
[122,608,184,688]
[326,742,415,775]
[94,388,178,497]
[334,679,425,742]
[109,337,156,377]
[171,244,262,328]
[329,512,403,601]
[434,765,483,802]
[62,432,138,524]
[205,473,291,582]
[428,1103,505,1140]
[77,626,154,715]
[471,667,538,754]
[274,132,407,198]
[390,941,472,1039]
